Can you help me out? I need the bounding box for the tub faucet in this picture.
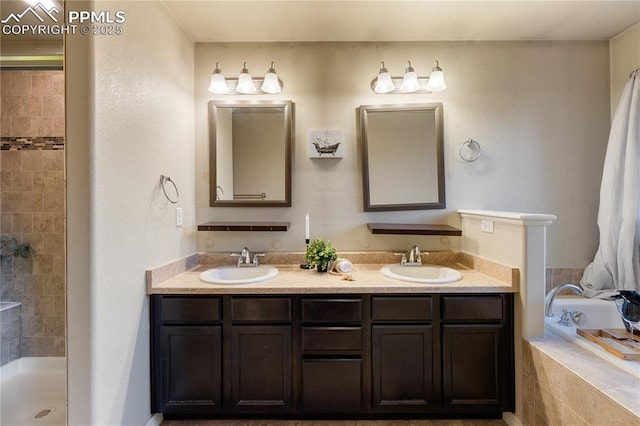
[544,283,584,317]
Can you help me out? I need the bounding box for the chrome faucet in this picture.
[231,247,264,267]
[544,283,584,317]
[394,245,429,266]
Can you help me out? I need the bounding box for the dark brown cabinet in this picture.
[372,325,435,411]
[301,358,363,412]
[442,324,504,408]
[152,297,222,414]
[441,295,513,412]
[151,293,514,419]
[229,297,293,412]
[231,325,292,411]
[159,326,222,413]
[300,298,365,413]
[371,296,436,411]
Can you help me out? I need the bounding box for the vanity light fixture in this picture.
[371,60,446,94]
[400,61,420,92]
[236,62,256,94]
[373,62,395,94]
[208,61,284,95]
[208,62,229,94]
[261,62,283,94]
[425,60,447,92]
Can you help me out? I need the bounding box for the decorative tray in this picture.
[577,328,640,361]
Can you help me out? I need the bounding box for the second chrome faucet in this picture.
[231,247,265,267]
[395,244,429,266]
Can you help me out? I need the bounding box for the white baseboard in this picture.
[144,413,163,426]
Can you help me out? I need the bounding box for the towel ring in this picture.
[459,139,481,162]
[160,175,179,204]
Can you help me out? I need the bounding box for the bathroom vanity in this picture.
[149,259,516,420]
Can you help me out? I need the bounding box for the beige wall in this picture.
[195,41,610,268]
[65,1,195,424]
[0,70,65,358]
[610,23,640,114]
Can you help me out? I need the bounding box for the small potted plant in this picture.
[304,238,338,272]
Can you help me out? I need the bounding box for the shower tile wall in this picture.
[0,70,65,357]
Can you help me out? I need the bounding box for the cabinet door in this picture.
[302,359,363,412]
[231,325,292,412]
[160,325,222,414]
[442,324,505,409]
[371,325,435,411]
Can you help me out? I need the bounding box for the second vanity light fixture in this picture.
[208,61,283,95]
[372,60,447,94]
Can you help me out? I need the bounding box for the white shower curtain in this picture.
[581,69,640,298]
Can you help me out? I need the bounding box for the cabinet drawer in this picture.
[159,296,221,323]
[302,327,362,354]
[372,297,432,322]
[441,296,504,321]
[231,297,291,322]
[302,299,362,323]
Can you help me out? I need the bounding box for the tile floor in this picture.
[162,420,506,426]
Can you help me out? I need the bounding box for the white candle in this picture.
[305,213,310,240]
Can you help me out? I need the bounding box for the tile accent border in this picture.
[1,136,65,150]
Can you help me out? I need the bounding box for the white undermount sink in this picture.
[380,264,462,284]
[199,265,279,285]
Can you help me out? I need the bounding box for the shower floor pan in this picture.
[0,357,66,426]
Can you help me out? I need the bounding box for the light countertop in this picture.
[148,262,517,295]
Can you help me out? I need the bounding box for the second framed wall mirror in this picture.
[360,103,445,211]
[209,100,292,207]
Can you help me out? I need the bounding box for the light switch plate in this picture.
[481,219,494,234]
[176,207,183,227]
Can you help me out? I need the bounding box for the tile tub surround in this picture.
[545,268,585,294]
[146,251,519,294]
[0,70,66,358]
[0,302,21,366]
[523,332,640,425]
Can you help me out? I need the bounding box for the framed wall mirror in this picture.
[209,100,292,207]
[360,103,445,211]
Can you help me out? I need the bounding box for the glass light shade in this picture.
[236,64,256,94]
[261,71,282,94]
[374,71,395,94]
[400,71,420,92]
[426,69,446,92]
[208,72,229,94]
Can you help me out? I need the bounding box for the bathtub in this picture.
[545,296,640,379]
[0,357,66,426]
